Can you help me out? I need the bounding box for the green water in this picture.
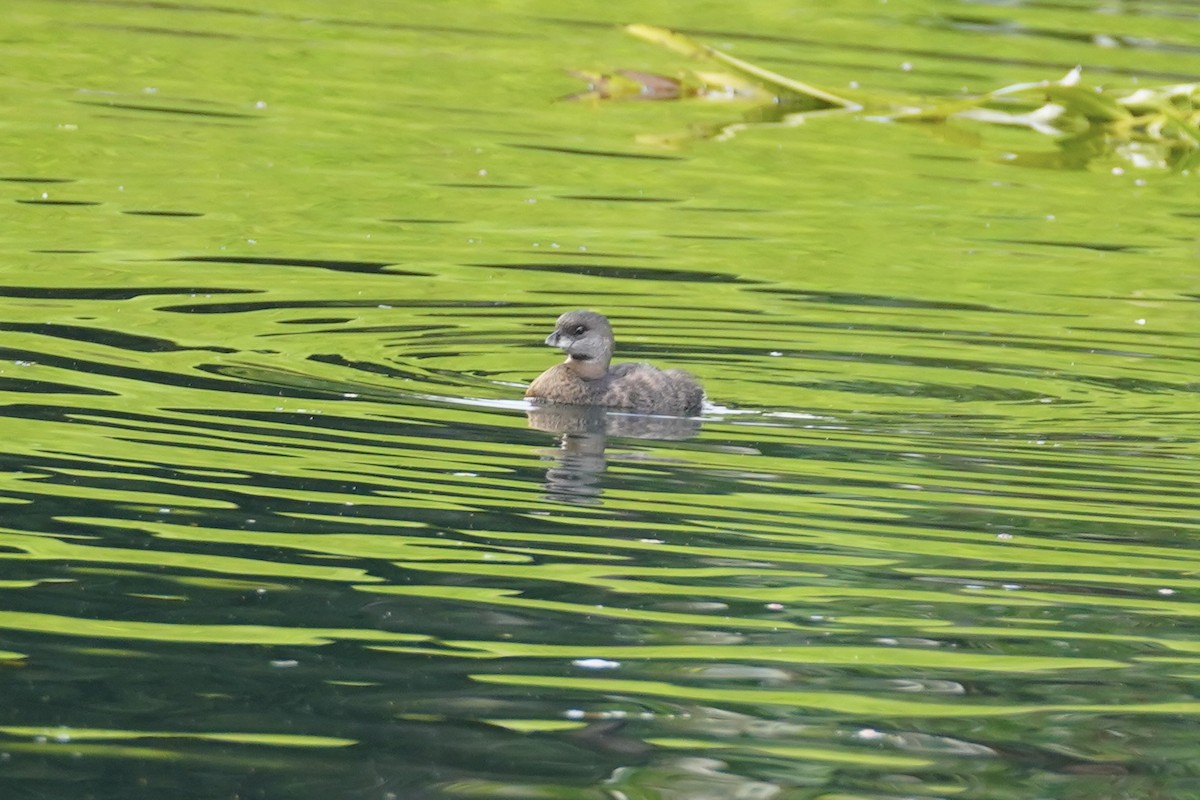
[2,1,1199,798]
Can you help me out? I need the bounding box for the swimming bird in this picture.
[525,310,704,416]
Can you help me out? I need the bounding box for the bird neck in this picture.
[565,355,608,380]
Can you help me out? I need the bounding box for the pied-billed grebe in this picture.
[525,310,704,416]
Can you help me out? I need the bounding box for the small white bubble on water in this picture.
[1158,588,1176,595]
[255,100,267,109]
[270,660,299,668]
[1135,318,1146,325]
[573,658,620,670]
[565,709,585,719]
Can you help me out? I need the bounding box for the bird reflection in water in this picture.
[526,403,701,503]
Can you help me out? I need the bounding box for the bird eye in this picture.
[572,325,585,335]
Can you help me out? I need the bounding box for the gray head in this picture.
[545,310,614,368]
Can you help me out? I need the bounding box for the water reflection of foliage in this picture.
[571,24,1200,172]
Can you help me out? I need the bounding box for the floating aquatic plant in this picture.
[569,24,1200,172]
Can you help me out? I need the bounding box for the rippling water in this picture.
[2,1,1200,798]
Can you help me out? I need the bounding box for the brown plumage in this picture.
[525,310,704,416]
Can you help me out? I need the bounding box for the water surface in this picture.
[1,1,1199,798]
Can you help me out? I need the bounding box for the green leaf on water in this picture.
[1160,106,1200,146]
[624,23,857,111]
[1042,85,1132,123]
